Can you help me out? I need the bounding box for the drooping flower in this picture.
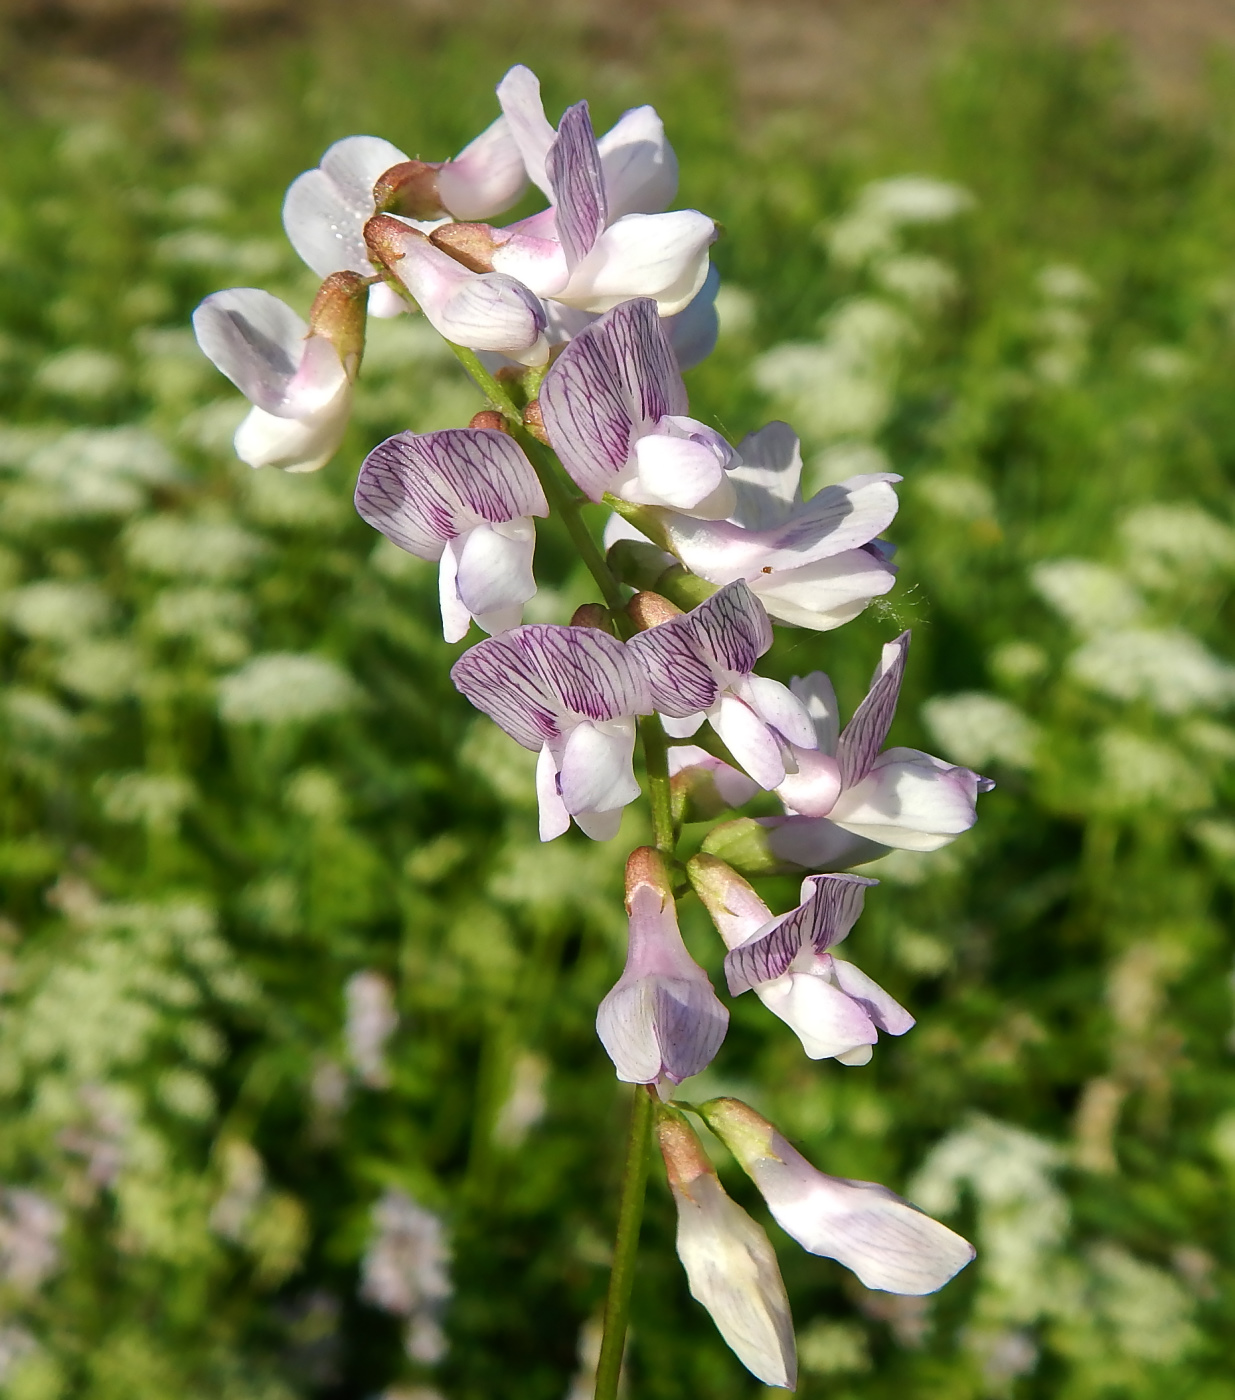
[540,298,735,516]
[627,582,815,789]
[355,428,549,641]
[364,215,549,366]
[450,625,652,840]
[656,1108,797,1389]
[595,848,729,1084]
[283,125,527,316]
[689,855,911,1065]
[655,421,900,630]
[701,1098,975,1295]
[192,273,367,473]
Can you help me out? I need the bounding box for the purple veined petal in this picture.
[761,816,888,873]
[558,717,640,816]
[663,263,720,371]
[749,548,898,632]
[829,958,915,1036]
[557,209,717,315]
[453,518,538,618]
[193,289,309,414]
[775,746,842,818]
[712,693,786,791]
[597,104,679,218]
[741,675,817,751]
[437,541,473,644]
[796,872,877,952]
[495,64,557,199]
[836,632,910,790]
[688,582,773,679]
[283,136,409,277]
[627,621,720,719]
[437,115,528,220]
[827,745,988,852]
[451,624,651,751]
[755,971,879,1060]
[791,672,841,755]
[536,742,572,841]
[723,909,800,993]
[545,101,608,270]
[540,297,687,501]
[727,422,803,531]
[355,428,548,560]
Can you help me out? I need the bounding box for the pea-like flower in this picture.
[540,297,736,517]
[701,1098,975,1295]
[595,848,729,1085]
[355,428,548,642]
[192,272,366,474]
[628,582,815,790]
[656,1109,797,1390]
[689,855,911,1065]
[450,625,652,841]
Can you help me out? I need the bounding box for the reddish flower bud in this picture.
[627,590,682,632]
[372,160,447,221]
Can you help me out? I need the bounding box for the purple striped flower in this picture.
[450,625,653,841]
[355,428,548,643]
[540,298,735,515]
[595,848,729,1084]
[689,855,912,1065]
[628,582,815,790]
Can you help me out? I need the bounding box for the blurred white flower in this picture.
[916,473,996,523]
[55,640,142,702]
[157,1067,216,1121]
[827,177,974,269]
[873,253,958,310]
[1083,1243,1198,1363]
[1119,502,1235,587]
[1133,345,1192,382]
[714,284,756,339]
[124,516,267,581]
[3,581,112,642]
[1037,264,1096,302]
[344,971,398,1089]
[360,1189,451,1364]
[33,348,126,403]
[210,1140,266,1241]
[1031,560,1143,634]
[922,693,1039,770]
[989,641,1048,684]
[13,427,179,520]
[95,771,196,830]
[0,1189,64,1292]
[797,1319,871,1375]
[218,653,361,725]
[492,1051,548,1149]
[0,1327,37,1386]
[1096,731,1211,813]
[1069,628,1235,714]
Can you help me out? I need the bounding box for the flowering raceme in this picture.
[189,58,987,1396]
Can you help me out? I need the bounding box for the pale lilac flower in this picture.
[595,848,728,1084]
[283,127,527,316]
[450,625,652,841]
[656,420,900,630]
[360,1188,451,1363]
[702,1098,975,1295]
[628,582,815,789]
[657,1110,796,1389]
[365,215,549,365]
[690,855,911,1065]
[490,69,713,316]
[355,428,548,642]
[540,298,735,516]
[344,970,399,1089]
[0,1189,64,1293]
[192,273,366,473]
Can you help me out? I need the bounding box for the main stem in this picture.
[594,1083,654,1400]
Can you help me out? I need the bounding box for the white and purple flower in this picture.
[450,624,652,841]
[628,582,815,790]
[595,847,729,1085]
[689,855,911,1065]
[355,427,548,642]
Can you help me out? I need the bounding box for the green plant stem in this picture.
[594,1083,655,1400]
[641,712,675,854]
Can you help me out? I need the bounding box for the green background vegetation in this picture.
[0,3,1233,1396]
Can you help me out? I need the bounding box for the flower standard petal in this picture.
[437,116,528,220]
[283,135,409,277]
[598,104,679,218]
[701,1099,975,1296]
[495,64,558,199]
[835,631,910,789]
[545,101,608,270]
[193,289,321,415]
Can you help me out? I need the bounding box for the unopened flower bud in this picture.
[624,844,674,913]
[672,763,737,824]
[652,563,718,612]
[699,1097,976,1296]
[687,854,774,943]
[607,538,677,590]
[308,271,370,380]
[627,591,682,632]
[700,818,798,878]
[468,410,510,433]
[430,221,501,274]
[570,603,614,633]
[656,1108,797,1390]
[372,160,447,221]
[522,399,550,444]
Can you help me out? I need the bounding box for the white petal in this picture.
[727,422,803,531]
[437,541,473,644]
[829,958,915,1036]
[573,807,624,841]
[453,518,537,618]
[791,672,840,755]
[283,136,408,277]
[595,980,664,1082]
[496,64,556,198]
[762,817,888,872]
[555,211,715,315]
[536,742,571,842]
[742,675,817,750]
[662,264,720,371]
[751,549,897,631]
[367,282,406,318]
[558,718,640,815]
[438,115,528,219]
[775,747,842,818]
[660,712,706,739]
[597,104,679,218]
[490,232,571,298]
[232,382,351,474]
[828,747,982,851]
[711,694,786,790]
[621,432,729,513]
[193,289,309,413]
[756,971,878,1060]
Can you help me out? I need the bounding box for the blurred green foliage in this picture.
[0,6,1233,1398]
